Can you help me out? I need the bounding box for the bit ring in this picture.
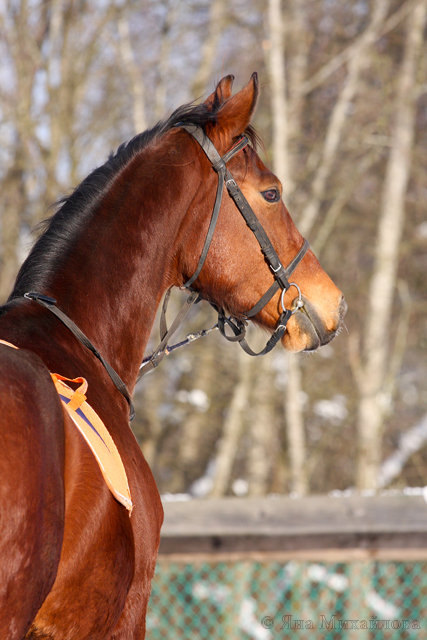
[281,282,303,314]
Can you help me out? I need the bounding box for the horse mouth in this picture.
[283,296,347,352]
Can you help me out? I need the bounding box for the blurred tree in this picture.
[211,348,254,497]
[265,0,308,496]
[191,0,227,99]
[353,0,426,490]
[0,0,123,299]
[0,0,425,497]
[298,0,390,237]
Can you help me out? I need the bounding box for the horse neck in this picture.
[46,139,199,390]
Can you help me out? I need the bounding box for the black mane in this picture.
[7,100,257,301]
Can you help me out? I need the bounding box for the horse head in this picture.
[175,73,346,352]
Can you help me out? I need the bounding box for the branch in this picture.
[300,0,416,96]
[384,280,412,402]
[312,149,378,256]
[117,15,147,133]
[348,332,365,393]
[298,0,390,236]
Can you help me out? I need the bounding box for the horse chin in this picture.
[281,300,340,352]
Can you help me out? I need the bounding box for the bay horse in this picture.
[0,74,345,638]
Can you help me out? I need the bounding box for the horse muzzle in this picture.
[282,295,347,352]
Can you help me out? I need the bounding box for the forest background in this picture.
[0,0,425,499]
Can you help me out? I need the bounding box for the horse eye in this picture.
[261,188,280,203]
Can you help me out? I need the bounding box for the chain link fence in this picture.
[147,558,426,639]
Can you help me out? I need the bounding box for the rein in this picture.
[140,124,308,374]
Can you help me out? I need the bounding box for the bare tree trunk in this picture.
[266,0,293,191]
[210,349,253,497]
[191,0,227,98]
[285,354,308,495]
[355,0,425,490]
[265,0,308,496]
[211,0,296,498]
[247,356,277,496]
[117,15,147,133]
[0,6,42,299]
[44,0,68,207]
[175,345,217,492]
[298,0,390,237]
[0,145,26,301]
[154,1,179,120]
[287,0,309,169]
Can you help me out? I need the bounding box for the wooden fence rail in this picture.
[158,494,427,561]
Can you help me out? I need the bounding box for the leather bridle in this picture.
[140,124,309,373]
[186,125,308,347]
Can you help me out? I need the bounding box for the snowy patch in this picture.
[378,414,427,487]
[161,493,191,502]
[313,394,348,423]
[189,459,216,497]
[176,388,210,411]
[193,580,230,605]
[232,478,249,497]
[416,221,427,239]
[308,564,348,592]
[239,598,272,640]
[365,591,400,619]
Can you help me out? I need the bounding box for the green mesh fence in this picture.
[147,559,426,639]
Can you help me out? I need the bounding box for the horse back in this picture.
[0,344,65,639]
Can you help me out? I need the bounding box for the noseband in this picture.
[140,124,309,373]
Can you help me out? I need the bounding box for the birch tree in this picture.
[191,0,228,98]
[210,349,254,497]
[265,0,309,495]
[0,1,124,300]
[298,0,390,237]
[353,0,426,490]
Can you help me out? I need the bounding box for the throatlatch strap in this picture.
[23,292,135,421]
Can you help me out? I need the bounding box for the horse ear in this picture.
[204,75,235,110]
[206,73,259,149]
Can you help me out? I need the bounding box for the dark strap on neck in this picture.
[24,292,135,421]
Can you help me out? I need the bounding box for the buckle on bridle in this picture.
[270,262,284,274]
